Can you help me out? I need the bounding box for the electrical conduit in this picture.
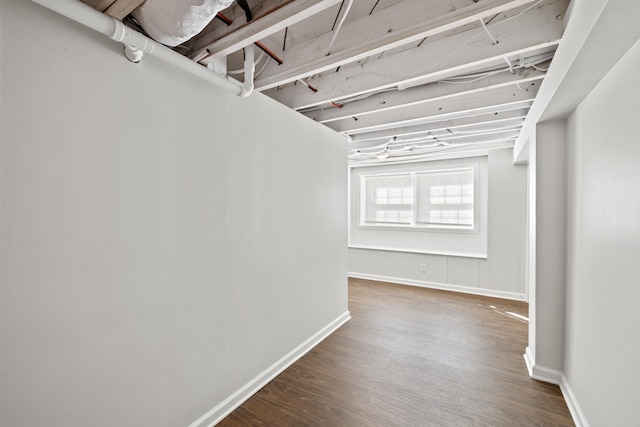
[326,0,353,56]
[241,44,255,97]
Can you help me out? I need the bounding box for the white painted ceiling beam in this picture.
[305,65,547,124]
[330,84,537,134]
[343,98,533,135]
[513,0,640,163]
[417,122,523,141]
[254,0,539,90]
[188,0,293,54]
[354,129,522,156]
[264,0,567,109]
[420,129,521,144]
[196,0,344,63]
[349,141,515,166]
[350,111,528,144]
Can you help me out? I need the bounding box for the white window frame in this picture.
[359,166,478,232]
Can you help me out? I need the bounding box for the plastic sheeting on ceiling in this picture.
[131,0,234,47]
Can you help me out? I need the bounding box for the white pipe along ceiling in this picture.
[30,0,253,97]
[31,0,572,164]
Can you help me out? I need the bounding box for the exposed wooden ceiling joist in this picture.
[254,0,540,91]
[350,109,529,143]
[186,0,293,53]
[83,0,115,12]
[348,140,516,166]
[80,0,145,19]
[77,0,570,166]
[343,97,534,135]
[195,0,344,63]
[264,0,566,110]
[331,84,538,134]
[104,0,145,20]
[305,63,548,124]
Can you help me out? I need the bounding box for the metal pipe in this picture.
[298,79,318,93]
[212,13,283,65]
[254,41,284,65]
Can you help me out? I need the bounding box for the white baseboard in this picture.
[348,272,526,301]
[524,349,589,427]
[523,346,535,377]
[559,375,589,427]
[523,346,562,384]
[189,311,351,427]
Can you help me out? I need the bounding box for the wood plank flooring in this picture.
[218,278,574,426]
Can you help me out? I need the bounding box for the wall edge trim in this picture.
[348,272,526,301]
[189,311,351,427]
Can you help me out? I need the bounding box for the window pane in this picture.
[462,184,473,204]
[430,186,445,204]
[416,169,474,227]
[458,210,473,224]
[362,174,413,224]
[376,188,388,204]
[445,185,462,204]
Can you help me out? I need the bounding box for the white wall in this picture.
[525,119,567,380]
[563,39,640,427]
[0,1,348,426]
[349,148,527,300]
[517,1,640,425]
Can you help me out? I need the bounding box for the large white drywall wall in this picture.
[349,148,527,300]
[564,39,640,427]
[0,1,348,426]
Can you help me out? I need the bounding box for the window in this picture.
[360,167,475,230]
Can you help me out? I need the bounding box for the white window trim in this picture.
[359,165,479,233]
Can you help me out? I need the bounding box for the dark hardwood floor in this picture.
[218,278,574,426]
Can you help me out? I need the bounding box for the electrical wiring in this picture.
[350,132,517,162]
[439,67,511,84]
[526,63,549,72]
[347,138,394,153]
[361,0,545,84]
[297,86,397,114]
[350,142,477,163]
[349,123,523,156]
[438,51,554,85]
[427,0,544,69]
[349,143,514,167]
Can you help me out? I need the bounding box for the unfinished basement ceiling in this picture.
[83,0,570,165]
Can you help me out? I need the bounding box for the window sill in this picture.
[348,244,487,259]
[357,224,478,234]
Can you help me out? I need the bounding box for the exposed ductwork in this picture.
[131,0,234,47]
